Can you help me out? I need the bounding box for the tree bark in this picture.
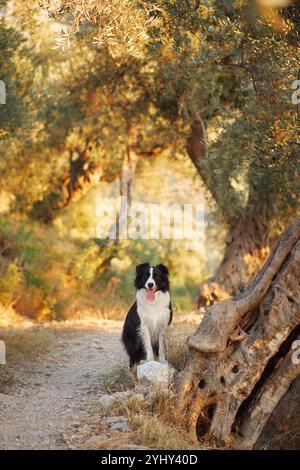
[254,375,300,450]
[177,217,300,449]
[30,140,100,222]
[59,146,98,207]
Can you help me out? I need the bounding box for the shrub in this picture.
[0,262,23,306]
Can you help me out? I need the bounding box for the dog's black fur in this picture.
[122,263,172,368]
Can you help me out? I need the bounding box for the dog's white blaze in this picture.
[145,268,156,289]
[145,267,156,289]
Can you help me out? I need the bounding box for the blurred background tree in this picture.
[37,0,299,304]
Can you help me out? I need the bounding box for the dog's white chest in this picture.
[136,290,170,337]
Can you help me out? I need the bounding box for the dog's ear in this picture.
[157,263,169,276]
[136,262,150,274]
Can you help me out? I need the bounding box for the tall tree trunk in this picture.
[186,116,270,307]
[59,146,98,207]
[176,217,300,449]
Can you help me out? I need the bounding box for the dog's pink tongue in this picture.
[146,289,156,302]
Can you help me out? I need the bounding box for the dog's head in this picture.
[135,262,169,302]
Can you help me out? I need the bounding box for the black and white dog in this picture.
[122,263,172,368]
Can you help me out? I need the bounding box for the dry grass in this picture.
[133,415,199,450]
[0,313,57,393]
[0,305,33,328]
[166,318,198,372]
[1,327,54,364]
[130,393,200,450]
[64,291,127,322]
[101,365,136,394]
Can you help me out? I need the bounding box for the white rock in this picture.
[137,361,176,389]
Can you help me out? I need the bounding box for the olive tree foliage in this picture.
[0,17,29,138]
[39,0,161,57]
[0,1,151,211]
[41,0,299,225]
[1,0,299,229]
[162,0,300,227]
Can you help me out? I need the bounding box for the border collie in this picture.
[122,263,172,368]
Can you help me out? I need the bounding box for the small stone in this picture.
[110,421,131,432]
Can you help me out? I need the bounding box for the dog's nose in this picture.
[148,282,154,288]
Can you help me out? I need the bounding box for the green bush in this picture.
[0,263,23,306]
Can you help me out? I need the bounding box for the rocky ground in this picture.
[0,314,198,450]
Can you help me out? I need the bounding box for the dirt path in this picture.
[0,320,126,450]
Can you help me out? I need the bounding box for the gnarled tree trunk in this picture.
[254,375,300,449]
[177,217,300,449]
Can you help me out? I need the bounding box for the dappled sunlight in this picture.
[0,0,299,451]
